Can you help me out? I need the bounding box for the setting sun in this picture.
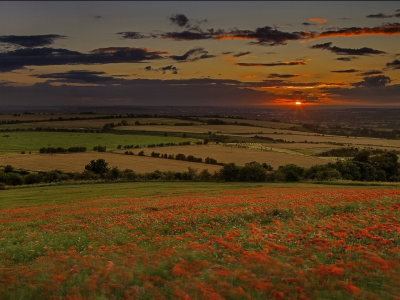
[295,101,302,105]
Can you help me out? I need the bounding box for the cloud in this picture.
[331,69,359,73]
[213,26,310,46]
[366,13,393,18]
[94,15,102,19]
[310,42,386,55]
[234,61,306,67]
[312,23,400,38]
[335,56,359,61]
[170,47,215,62]
[385,59,400,69]
[170,14,189,27]
[302,22,317,26]
[352,75,391,87]
[267,73,301,78]
[117,32,151,39]
[242,75,256,79]
[222,51,251,60]
[359,70,383,76]
[309,18,327,24]
[0,34,67,48]
[30,70,123,84]
[0,47,168,72]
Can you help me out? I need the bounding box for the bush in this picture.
[198,169,212,181]
[7,172,24,186]
[0,171,7,183]
[175,153,186,161]
[24,173,43,184]
[220,163,240,181]
[138,150,145,156]
[239,162,267,182]
[84,159,110,175]
[4,165,14,173]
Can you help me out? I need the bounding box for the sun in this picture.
[295,101,302,105]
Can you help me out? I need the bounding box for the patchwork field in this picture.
[0,152,222,173]
[250,133,400,148]
[117,124,299,135]
[0,132,191,155]
[0,182,399,299]
[115,144,331,168]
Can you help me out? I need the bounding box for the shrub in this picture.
[84,159,110,175]
[239,162,267,182]
[0,171,7,183]
[138,151,145,156]
[43,171,61,183]
[7,172,24,186]
[24,173,43,184]
[220,163,240,181]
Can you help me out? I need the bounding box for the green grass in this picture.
[0,132,192,155]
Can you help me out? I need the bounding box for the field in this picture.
[115,145,330,169]
[0,182,399,299]
[0,152,222,173]
[0,132,191,155]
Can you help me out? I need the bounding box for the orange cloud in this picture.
[222,56,238,60]
[91,47,170,55]
[313,23,400,38]
[309,18,327,24]
[242,75,256,79]
[235,61,306,67]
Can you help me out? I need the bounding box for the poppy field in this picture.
[0,184,399,299]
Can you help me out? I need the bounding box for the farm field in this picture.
[0,182,399,299]
[115,144,331,169]
[0,132,191,155]
[0,117,205,130]
[249,133,400,148]
[196,117,297,129]
[0,152,222,173]
[117,124,292,135]
[0,114,110,122]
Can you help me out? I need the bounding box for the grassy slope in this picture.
[0,132,191,155]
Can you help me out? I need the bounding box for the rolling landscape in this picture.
[1,1,400,299]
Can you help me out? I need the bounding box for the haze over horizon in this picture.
[0,1,399,107]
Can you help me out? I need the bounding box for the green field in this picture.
[0,132,192,155]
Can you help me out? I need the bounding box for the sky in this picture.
[0,1,399,107]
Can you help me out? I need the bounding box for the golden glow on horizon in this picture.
[295,101,302,105]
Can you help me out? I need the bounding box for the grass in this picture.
[0,131,191,155]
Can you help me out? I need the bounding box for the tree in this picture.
[84,159,110,175]
[370,152,400,180]
[220,163,240,181]
[239,162,267,182]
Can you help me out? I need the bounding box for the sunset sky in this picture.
[0,1,399,107]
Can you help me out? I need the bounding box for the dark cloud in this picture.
[215,26,311,46]
[352,75,391,88]
[0,47,168,72]
[359,70,383,76]
[0,34,67,48]
[117,32,151,39]
[234,61,306,67]
[335,56,359,61]
[222,51,233,55]
[143,65,178,74]
[169,14,189,27]
[331,69,359,73]
[160,65,178,74]
[302,22,317,26]
[396,13,400,17]
[94,15,102,19]
[161,29,221,41]
[0,78,278,106]
[386,59,400,70]
[233,51,251,58]
[31,70,123,84]
[170,47,215,62]
[267,73,300,78]
[310,42,386,55]
[313,23,400,38]
[366,13,393,18]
